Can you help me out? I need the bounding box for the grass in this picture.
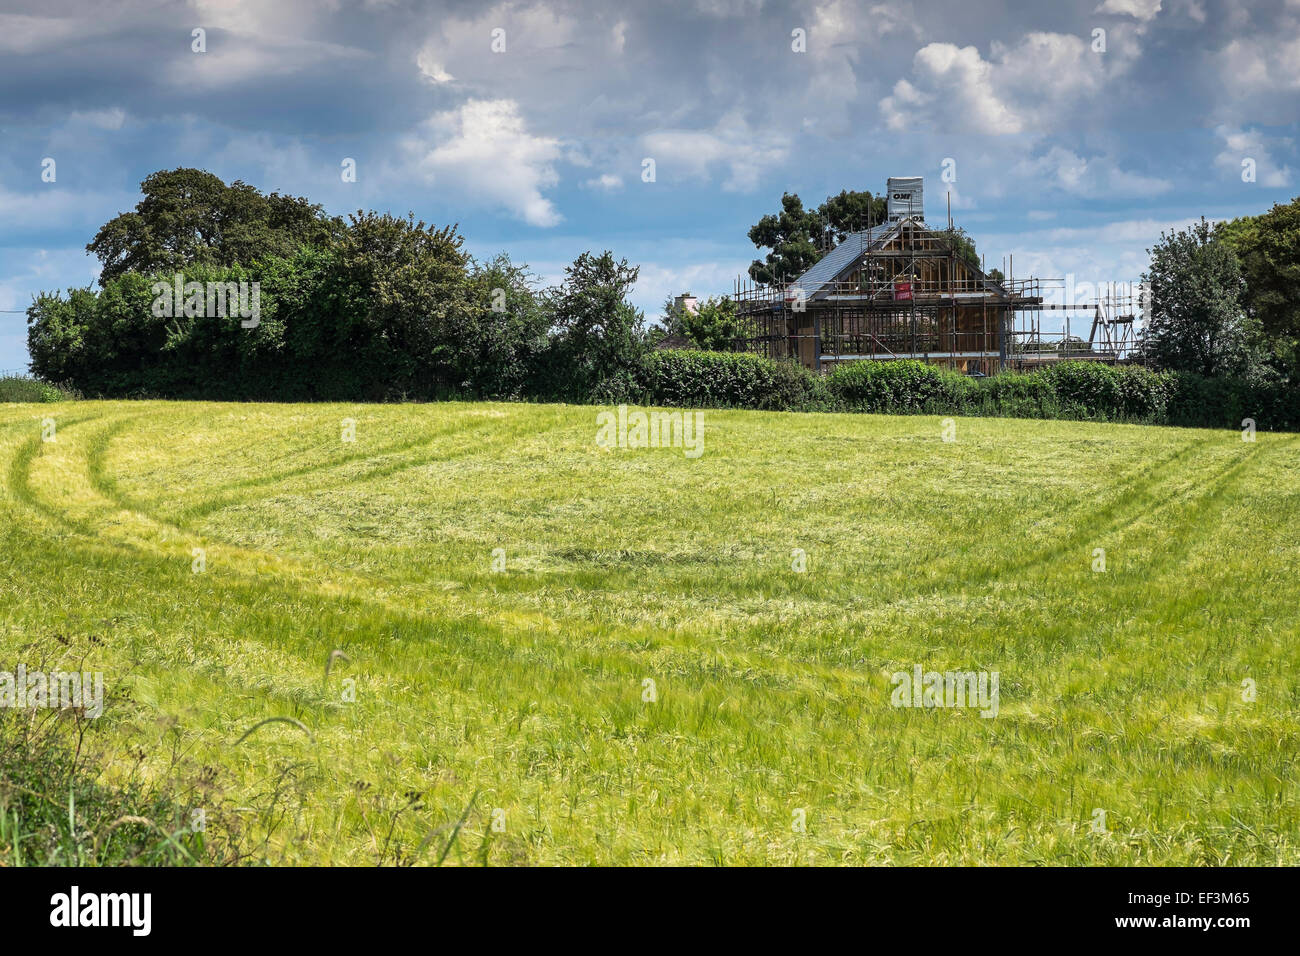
[0,398,1296,865]
[0,708,207,866]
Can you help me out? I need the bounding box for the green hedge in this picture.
[636,352,1299,431]
[638,350,828,411]
[824,359,948,412]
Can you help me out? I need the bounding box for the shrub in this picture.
[1039,362,1123,418]
[1162,369,1300,430]
[641,350,823,411]
[0,374,75,403]
[973,371,1060,419]
[825,359,947,412]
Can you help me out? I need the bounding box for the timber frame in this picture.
[733,217,1139,374]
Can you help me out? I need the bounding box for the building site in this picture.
[728,177,1142,375]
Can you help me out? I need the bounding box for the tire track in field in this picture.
[1068,435,1288,610]
[678,433,1266,666]
[6,412,870,695]
[780,434,1222,615]
[102,406,1220,595]
[862,433,1265,618]
[170,415,497,517]
[102,409,549,527]
[8,408,1289,740]
[8,412,576,640]
[6,412,828,707]
[78,408,1234,638]
[4,409,118,533]
[970,434,1237,587]
[7,407,1263,671]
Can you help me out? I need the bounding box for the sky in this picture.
[1,0,1298,370]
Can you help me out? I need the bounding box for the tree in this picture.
[747,189,888,284]
[663,295,748,351]
[326,211,479,397]
[1142,218,1257,376]
[935,226,981,272]
[87,168,344,284]
[468,253,549,397]
[544,251,647,398]
[747,193,821,285]
[26,287,98,387]
[1219,197,1300,370]
[819,189,889,243]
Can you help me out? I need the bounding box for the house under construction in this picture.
[733,177,1139,374]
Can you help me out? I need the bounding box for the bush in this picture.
[641,350,825,411]
[1164,368,1300,431]
[1039,361,1175,423]
[0,707,205,865]
[972,371,1061,419]
[0,374,76,403]
[825,359,947,412]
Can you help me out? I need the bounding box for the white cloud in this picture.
[167,33,370,87]
[68,107,126,130]
[0,186,131,227]
[412,99,564,227]
[416,48,454,84]
[1215,31,1300,98]
[881,31,1128,135]
[1214,125,1293,187]
[1094,0,1162,21]
[584,174,623,191]
[1013,146,1172,198]
[881,44,1024,134]
[0,14,102,54]
[641,111,789,192]
[192,0,345,35]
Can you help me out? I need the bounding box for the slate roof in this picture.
[791,223,899,295]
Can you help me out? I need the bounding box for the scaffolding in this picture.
[1004,280,1141,368]
[733,218,1143,374]
[734,219,1038,375]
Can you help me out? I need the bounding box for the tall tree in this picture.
[1218,197,1300,370]
[545,251,646,397]
[87,168,344,284]
[1142,218,1256,376]
[747,189,888,284]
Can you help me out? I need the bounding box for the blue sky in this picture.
[2,0,1298,370]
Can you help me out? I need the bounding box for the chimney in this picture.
[886,177,924,222]
[674,293,699,315]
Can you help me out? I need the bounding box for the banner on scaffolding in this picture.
[893,280,913,301]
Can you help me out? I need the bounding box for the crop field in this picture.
[0,399,1297,865]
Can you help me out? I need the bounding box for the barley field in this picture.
[1,400,1297,865]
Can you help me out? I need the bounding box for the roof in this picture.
[654,333,694,351]
[792,222,898,295]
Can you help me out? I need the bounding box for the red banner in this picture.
[894,280,913,301]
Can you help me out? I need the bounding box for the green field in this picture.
[1,399,1297,865]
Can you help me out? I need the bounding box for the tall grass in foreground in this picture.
[0,706,205,865]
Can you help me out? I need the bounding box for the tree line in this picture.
[27,168,648,401]
[24,168,1300,417]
